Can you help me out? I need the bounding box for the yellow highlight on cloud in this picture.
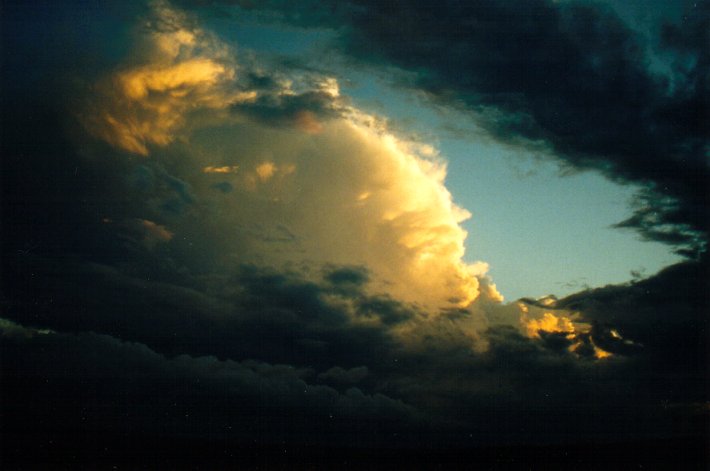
[522,308,614,359]
[203,165,239,174]
[524,312,576,338]
[81,0,498,312]
[256,162,277,182]
[119,59,229,100]
[82,1,256,156]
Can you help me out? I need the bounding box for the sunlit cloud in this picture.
[523,311,576,338]
[140,218,174,246]
[83,0,496,312]
[0,317,54,339]
[592,345,612,359]
[203,165,239,173]
[519,301,614,359]
[255,162,277,182]
[102,217,174,249]
[81,0,255,155]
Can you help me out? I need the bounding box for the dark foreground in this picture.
[2,433,707,470]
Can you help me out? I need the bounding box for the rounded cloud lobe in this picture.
[82,0,496,310]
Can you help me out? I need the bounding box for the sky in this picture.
[1,0,708,468]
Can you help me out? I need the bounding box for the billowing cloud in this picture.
[80,0,498,311]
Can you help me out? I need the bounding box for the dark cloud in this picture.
[557,256,709,380]
[1,106,706,458]
[2,254,399,372]
[355,296,416,325]
[154,165,197,214]
[232,89,342,131]
[319,365,369,384]
[0,321,421,461]
[3,248,708,464]
[211,181,233,192]
[325,265,370,286]
[4,252,707,451]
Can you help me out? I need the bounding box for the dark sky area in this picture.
[1,0,708,468]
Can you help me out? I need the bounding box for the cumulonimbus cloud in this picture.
[81,0,501,311]
[2,1,707,459]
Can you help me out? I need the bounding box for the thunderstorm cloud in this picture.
[1,0,707,467]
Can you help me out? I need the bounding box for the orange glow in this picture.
[255,162,277,182]
[203,165,239,174]
[521,306,614,360]
[593,347,613,359]
[81,1,258,156]
[524,312,576,338]
[140,219,174,243]
[590,338,613,359]
[118,59,229,100]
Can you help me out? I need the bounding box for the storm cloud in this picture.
[1,0,708,467]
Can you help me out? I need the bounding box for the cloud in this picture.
[203,165,239,173]
[523,311,576,338]
[0,319,420,453]
[212,112,496,308]
[81,0,256,155]
[211,181,233,192]
[103,218,174,249]
[2,0,708,463]
[125,163,197,215]
[5,253,707,450]
[79,0,499,311]
[556,255,709,370]
[256,161,278,181]
[319,365,369,384]
[324,265,369,287]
